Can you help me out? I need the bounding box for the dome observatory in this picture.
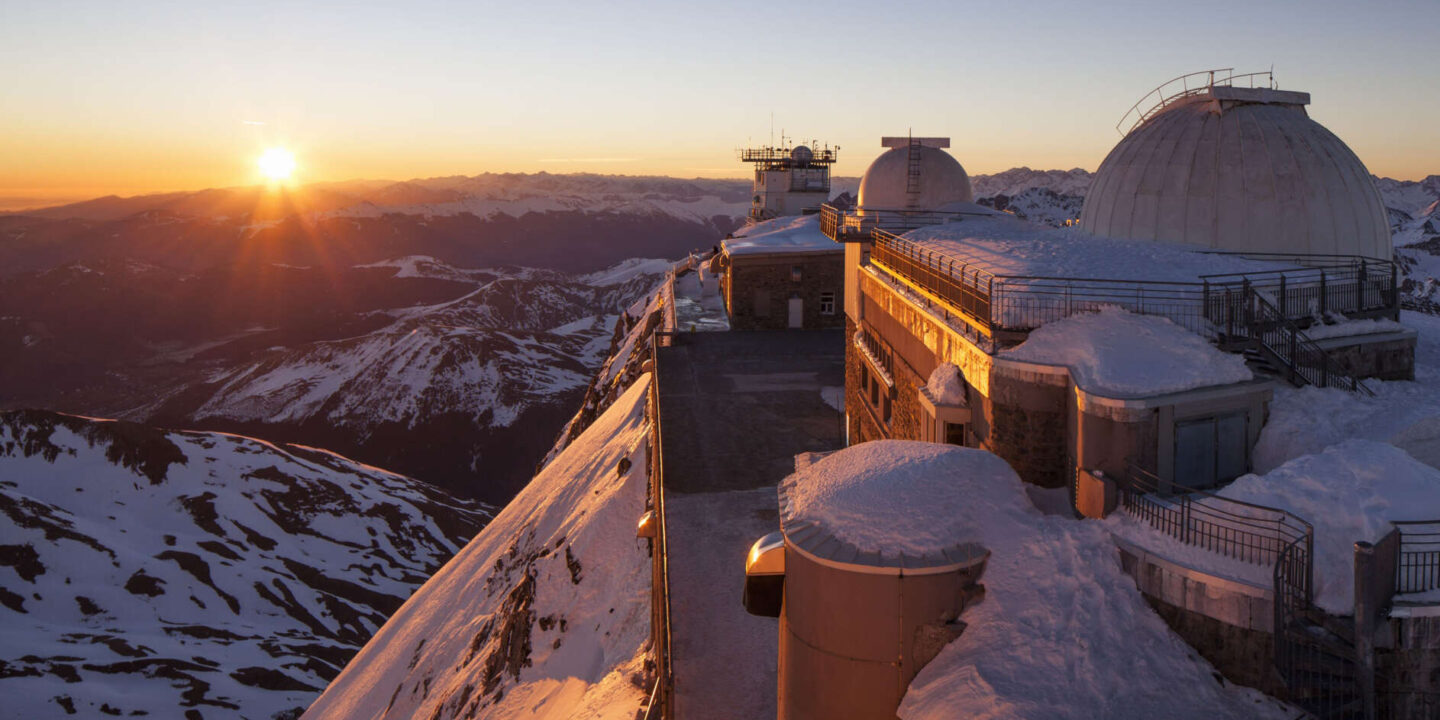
[1079,71,1390,260]
[858,137,973,211]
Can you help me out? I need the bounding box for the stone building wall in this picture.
[1315,333,1417,381]
[985,371,1069,489]
[724,251,845,331]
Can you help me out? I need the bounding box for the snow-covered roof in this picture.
[779,441,1010,571]
[901,216,1293,281]
[723,215,841,257]
[999,306,1254,397]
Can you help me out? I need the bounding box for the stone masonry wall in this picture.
[725,252,845,331]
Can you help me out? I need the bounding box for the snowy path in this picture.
[654,330,845,719]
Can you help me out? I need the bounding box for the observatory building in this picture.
[739,140,837,224]
[1080,73,1391,259]
[715,139,845,330]
[811,92,1427,715]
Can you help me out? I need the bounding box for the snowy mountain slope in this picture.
[301,374,655,720]
[0,410,489,719]
[151,262,666,503]
[971,167,1094,199]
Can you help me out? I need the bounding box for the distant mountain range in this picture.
[0,410,488,719]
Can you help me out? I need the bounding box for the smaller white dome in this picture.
[859,145,973,211]
[791,145,814,164]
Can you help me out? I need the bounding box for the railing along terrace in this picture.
[871,228,996,334]
[1116,68,1277,136]
[1120,463,1314,569]
[1200,255,1399,322]
[817,202,1001,244]
[739,147,838,164]
[991,276,1210,337]
[1394,520,1440,594]
[644,337,675,720]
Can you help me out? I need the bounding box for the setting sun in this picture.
[257,147,296,182]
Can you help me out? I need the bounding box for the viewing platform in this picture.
[649,330,845,719]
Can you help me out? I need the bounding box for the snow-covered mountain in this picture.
[1,254,668,505]
[971,167,1094,199]
[0,410,489,719]
[301,374,655,720]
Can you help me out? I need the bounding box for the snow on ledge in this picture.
[723,214,839,256]
[999,306,1253,397]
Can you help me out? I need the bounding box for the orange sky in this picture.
[3,0,1436,210]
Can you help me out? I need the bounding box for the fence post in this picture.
[1279,274,1288,319]
[1242,279,1253,329]
[1354,540,1379,720]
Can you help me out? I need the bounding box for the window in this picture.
[869,373,880,406]
[882,395,892,424]
[819,292,836,315]
[791,265,803,282]
[944,422,965,446]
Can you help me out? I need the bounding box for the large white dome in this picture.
[858,145,973,211]
[1079,86,1390,260]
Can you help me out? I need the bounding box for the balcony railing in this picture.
[1395,520,1440,594]
[1119,463,1314,570]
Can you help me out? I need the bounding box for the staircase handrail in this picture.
[1244,286,1375,396]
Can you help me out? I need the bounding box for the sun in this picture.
[257,147,296,182]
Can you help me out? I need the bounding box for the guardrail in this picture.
[1116,68,1276,136]
[643,336,676,720]
[818,202,1001,243]
[739,147,838,164]
[871,229,996,335]
[1120,463,1314,569]
[1394,520,1440,594]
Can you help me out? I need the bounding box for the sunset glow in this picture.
[257,148,296,182]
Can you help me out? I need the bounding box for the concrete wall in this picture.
[723,251,845,331]
[1115,538,1282,695]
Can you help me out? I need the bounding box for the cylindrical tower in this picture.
[773,441,998,720]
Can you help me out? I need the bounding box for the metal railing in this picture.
[1116,68,1277,135]
[644,338,676,720]
[1394,520,1440,594]
[871,229,996,334]
[1119,464,1314,568]
[1245,286,1374,396]
[1272,536,1366,720]
[738,146,838,165]
[817,202,1001,243]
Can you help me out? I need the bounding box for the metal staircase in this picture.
[1225,285,1374,396]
